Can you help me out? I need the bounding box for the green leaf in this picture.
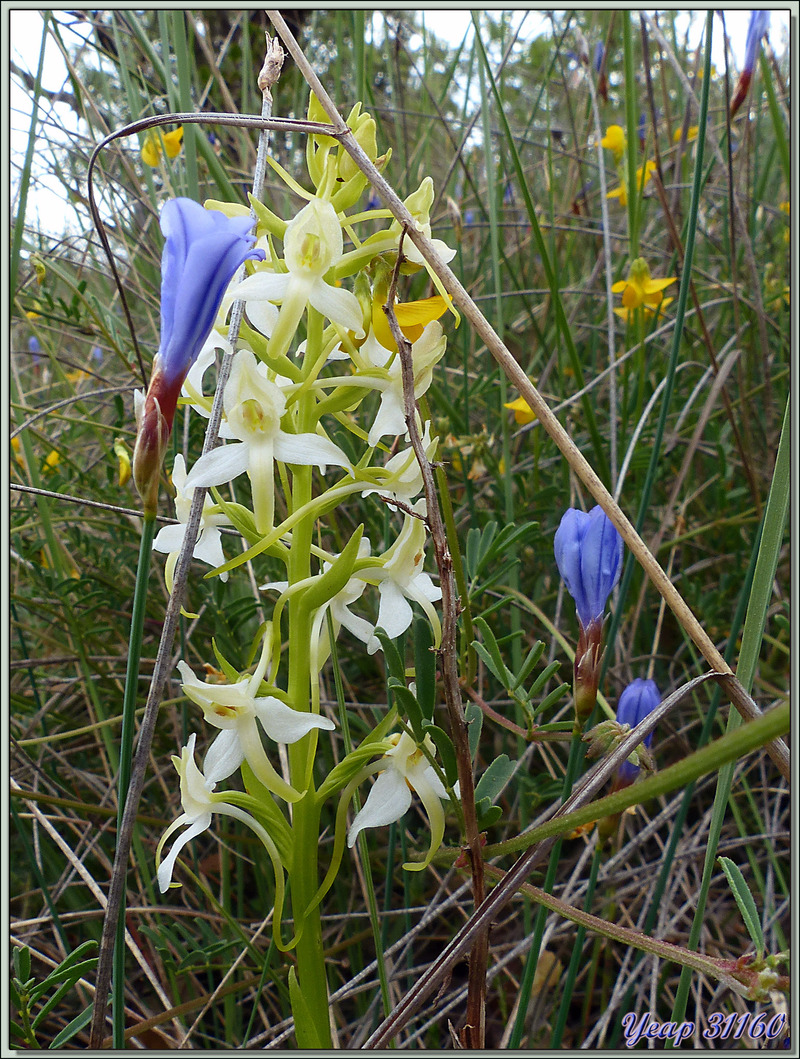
[511,638,544,692]
[475,754,516,805]
[466,701,483,761]
[718,857,765,956]
[476,804,503,830]
[424,724,458,788]
[9,1022,28,1042]
[288,966,324,1049]
[413,616,436,721]
[29,959,97,1004]
[373,627,406,683]
[534,682,571,717]
[13,946,31,984]
[388,678,425,741]
[49,1005,94,1050]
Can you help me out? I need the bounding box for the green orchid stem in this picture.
[113,511,156,1048]
[286,462,333,1048]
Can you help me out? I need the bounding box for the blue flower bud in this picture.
[743,10,770,76]
[616,678,660,781]
[554,505,624,629]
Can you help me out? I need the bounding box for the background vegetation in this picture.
[10,9,790,1049]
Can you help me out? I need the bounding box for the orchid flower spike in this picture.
[132,198,265,514]
[347,732,453,871]
[177,631,335,803]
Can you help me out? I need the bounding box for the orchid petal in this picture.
[347,768,412,847]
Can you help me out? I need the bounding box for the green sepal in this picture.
[297,526,364,617]
[238,319,301,382]
[211,639,241,683]
[247,192,287,240]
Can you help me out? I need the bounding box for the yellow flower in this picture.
[42,449,61,472]
[66,369,90,384]
[11,436,21,456]
[612,257,676,321]
[114,438,132,487]
[673,125,698,143]
[504,395,537,425]
[780,201,789,244]
[141,126,184,167]
[607,161,656,207]
[371,294,448,352]
[600,125,626,162]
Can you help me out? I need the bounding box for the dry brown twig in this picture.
[383,241,488,1047]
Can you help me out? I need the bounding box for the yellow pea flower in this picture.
[673,125,699,143]
[371,294,448,352]
[42,449,61,472]
[780,201,789,244]
[504,395,537,425]
[606,161,657,207]
[611,257,676,321]
[600,125,626,162]
[141,126,184,168]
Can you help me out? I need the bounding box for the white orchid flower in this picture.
[347,731,452,871]
[360,321,446,447]
[177,632,335,804]
[228,198,364,356]
[360,422,437,508]
[152,454,230,591]
[156,733,280,893]
[354,499,441,654]
[391,176,457,267]
[184,349,351,532]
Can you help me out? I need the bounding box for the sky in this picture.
[10,7,791,239]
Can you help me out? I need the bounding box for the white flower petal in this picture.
[307,279,365,336]
[192,527,228,579]
[246,300,279,337]
[254,695,335,743]
[273,431,350,470]
[203,728,244,786]
[347,768,412,847]
[230,271,291,303]
[376,580,414,640]
[157,814,212,893]
[152,524,186,554]
[184,444,250,490]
